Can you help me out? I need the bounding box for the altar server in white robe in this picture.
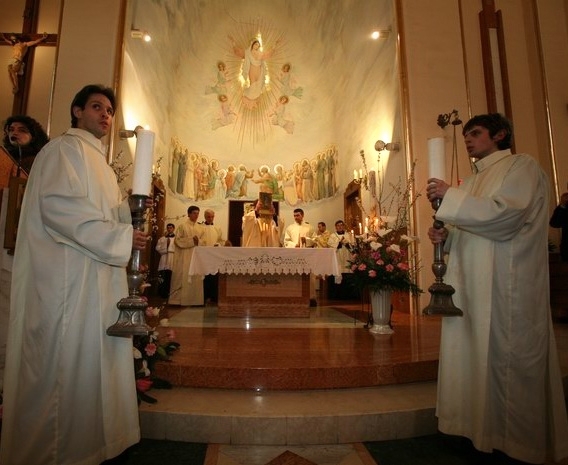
[201,209,229,303]
[427,113,568,464]
[283,208,314,248]
[169,205,205,306]
[0,84,149,465]
[242,199,283,247]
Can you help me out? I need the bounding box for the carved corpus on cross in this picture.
[0,0,58,115]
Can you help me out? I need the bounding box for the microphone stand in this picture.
[8,137,23,177]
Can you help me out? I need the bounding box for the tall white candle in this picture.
[132,129,155,195]
[428,137,446,181]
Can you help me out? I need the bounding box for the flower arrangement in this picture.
[347,149,422,295]
[132,304,180,404]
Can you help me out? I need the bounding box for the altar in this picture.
[188,247,341,317]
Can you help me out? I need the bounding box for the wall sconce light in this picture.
[375,140,400,152]
[119,125,144,139]
[130,29,151,42]
[371,29,391,40]
[437,109,462,129]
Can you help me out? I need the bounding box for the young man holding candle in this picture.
[0,84,149,465]
[426,113,568,464]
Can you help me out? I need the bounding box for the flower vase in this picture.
[369,290,394,334]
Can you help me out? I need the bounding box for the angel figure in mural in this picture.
[205,61,230,96]
[293,162,303,202]
[253,165,283,201]
[169,138,181,193]
[326,146,338,196]
[282,165,299,206]
[182,151,197,199]
[229,35,280,109]
[227,164,254,198]
[195,155,211,200]
[315,152,328,200]
[214,168,227,201]
[278,63,303,99]
[301,158,314,202]
[268,95,294,134]
[225,164,236,196]
[273,164,286,201]
[211,94,237,130]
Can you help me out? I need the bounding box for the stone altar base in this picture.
[218,273,310,318]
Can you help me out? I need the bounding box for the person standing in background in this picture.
[550,190,568,261]
[169,205,205,306]
[155,223,176,299]
[284,208,314,248]
[327,220,356,300]
[311,221,331,248]
[0,84,149,464]
[1,114,49,186]
[201,209,230,303]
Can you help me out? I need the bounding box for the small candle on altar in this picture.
[358,222,362,234]
[353,169,358,180]
[132,129,155,195]
[428,137,446,181]
[359,169,363,179]
[364,226,368,235]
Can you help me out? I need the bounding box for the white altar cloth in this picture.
[188,247,341,279]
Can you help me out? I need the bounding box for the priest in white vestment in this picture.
[427,113,568,464]
[0,85,147,465]
[169,205,205,306]
[242,199,283,247]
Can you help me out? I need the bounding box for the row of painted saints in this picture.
[168,138,338,206]
[205,32,303,138]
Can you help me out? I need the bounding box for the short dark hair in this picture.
[318,222,326,227]
[335,220,345,226]
[462,113,513,150]
[70,84,116,128]
[293,208,304,215]
[187,205,200,215]
[166,223,175,228]
[3,115,49,155]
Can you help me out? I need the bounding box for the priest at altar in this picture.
[242,199,284,247]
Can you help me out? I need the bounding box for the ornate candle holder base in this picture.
[422,282,462,316]
[422,198,463,317]
[107,296,151,337]
[107,194,152,337]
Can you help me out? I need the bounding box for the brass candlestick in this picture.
[422,198,463,316]
[107,194,152,336]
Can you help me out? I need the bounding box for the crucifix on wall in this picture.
[478,0,512,119]
[0,0,58,115]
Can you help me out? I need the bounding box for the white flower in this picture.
[389,244,401,253]
[400,234,417,243]
[370,241,382,251]
[380,215,397,225]
[140,359,150,377]
[133,347,142,359]
[377,228,393,238]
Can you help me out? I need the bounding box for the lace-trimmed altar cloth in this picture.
[188,247,341,279]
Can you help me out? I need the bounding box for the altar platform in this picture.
[140,298,568,450]
[153,299,441,390]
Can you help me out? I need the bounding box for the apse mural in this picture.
[204,19,304,145]
[168,137,338,207]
